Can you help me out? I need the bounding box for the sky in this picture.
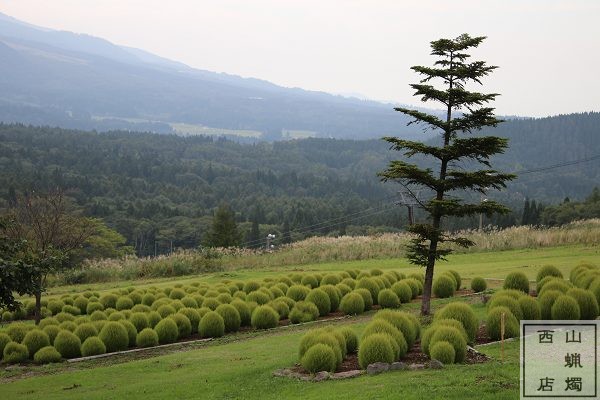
[1,0,599,117]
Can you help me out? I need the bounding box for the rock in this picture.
[313,371,330,382]
[367,362,390,375]
[428,359,444,369]
[331,370,364,380]
[408,363,425,370]
[390,362,408,371]
[272,368,292,377]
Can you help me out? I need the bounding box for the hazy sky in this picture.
[2,0,599,117]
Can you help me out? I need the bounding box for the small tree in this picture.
[204,203,241,247]
[0,218,35,310]
[4,190,96,323]
[379,34,515,315]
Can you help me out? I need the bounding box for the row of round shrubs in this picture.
[1,268,424,323]
[485,263,600,341]
[422,302,478,364]
[298,326,358,373]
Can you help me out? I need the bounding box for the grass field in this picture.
[2,244,598,399]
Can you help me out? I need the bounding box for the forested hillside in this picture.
[0,112,598,255]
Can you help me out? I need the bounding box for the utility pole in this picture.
[397,190,420,226]
[266,234,275,252]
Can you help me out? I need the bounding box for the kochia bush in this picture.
[81,336,106,357]
[503,272,530,294]
[301,343,337,373]
[358,333,395,369]
[99,321,129,352]
[199,311,225,338]
[251,306,279,330]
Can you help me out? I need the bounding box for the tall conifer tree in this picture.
[379,34,515,315]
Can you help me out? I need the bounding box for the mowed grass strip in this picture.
[0,315,519,400]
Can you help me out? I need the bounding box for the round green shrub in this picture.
[311,333,343,367]
[518,296,541,320]
[59,321,77,332]
[470,277,487,293]
[338,327,358,354]
[115,297,134,311]
[33,346,62,364]
[433,275,456,298]
[488,295,524,321]
[429,326,467,363]
[354,288,373,311]
[141,293,156,306]
[99,294,118,310]
[430,340,455,364]
[251,305,279,329]
[539,290,563,319]
[551,295,581,320]
[536,265,563,282]
[0,333,12,358]
[152,318,178,344]
[147,311,162,328]
[301,274,319,289]
[391,281,413,303]
[377,289,401,309]
[566,288,599,320]
[301,343,337,373]
[47,300,65,315]
[3,342,29,363]
[22,330,50,358]
[447,270,462,290]
[7,323,30,343]
[108,311,125,321]
[341,278,356,289]
[56,311,76,322]
[230,300,251,326]
[215,304,241,333]
[178,308,201,333]
[335,283,352,297]
[136,328,159,348]
[38,317,59,329]
[128,312,149,332]
[169,288,186,300]
[90,310,108,321]
[246,291,270,305]
[503,272,530,294]
[1,310,13,321]
[119,320,138,346]
[286,284,310,302]
[298,329,323,358]
[86,301,104,314]
[242,280,261,294]
[356,278,380,305]
[538,279,572,297]
[319,285,341,311]
[74,323,98,343]
[358,333,395,369]
[168,314,192,339]
[157,304,177,318]
[199,311,225,338]
[81,336,106,357]
[339,292,365,315]
[321,274,341,286]
[403,278,421,298]
[98,321,129,352]
[62,305,81,316]
[42,325,61,345]
[362,320,407,359]
[486,306,519,341]
[289,301,319,324]
[53,330,81,358]
[216,293,233,304]
[373,310,417,348]
[305,288,331,317]
[269,300,290,320]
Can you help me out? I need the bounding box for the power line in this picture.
[516,154,600,175]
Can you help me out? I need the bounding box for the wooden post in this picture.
[500,311,505,363]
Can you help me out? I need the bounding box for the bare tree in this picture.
[5,189,96,324]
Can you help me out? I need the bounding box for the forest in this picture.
[1,111,599,256]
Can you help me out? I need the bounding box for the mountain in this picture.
[0,112,598,254]
[0,12,422,140]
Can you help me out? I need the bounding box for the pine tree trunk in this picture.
[34,288,42,325]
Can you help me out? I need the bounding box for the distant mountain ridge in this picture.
[0,12,428,140]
